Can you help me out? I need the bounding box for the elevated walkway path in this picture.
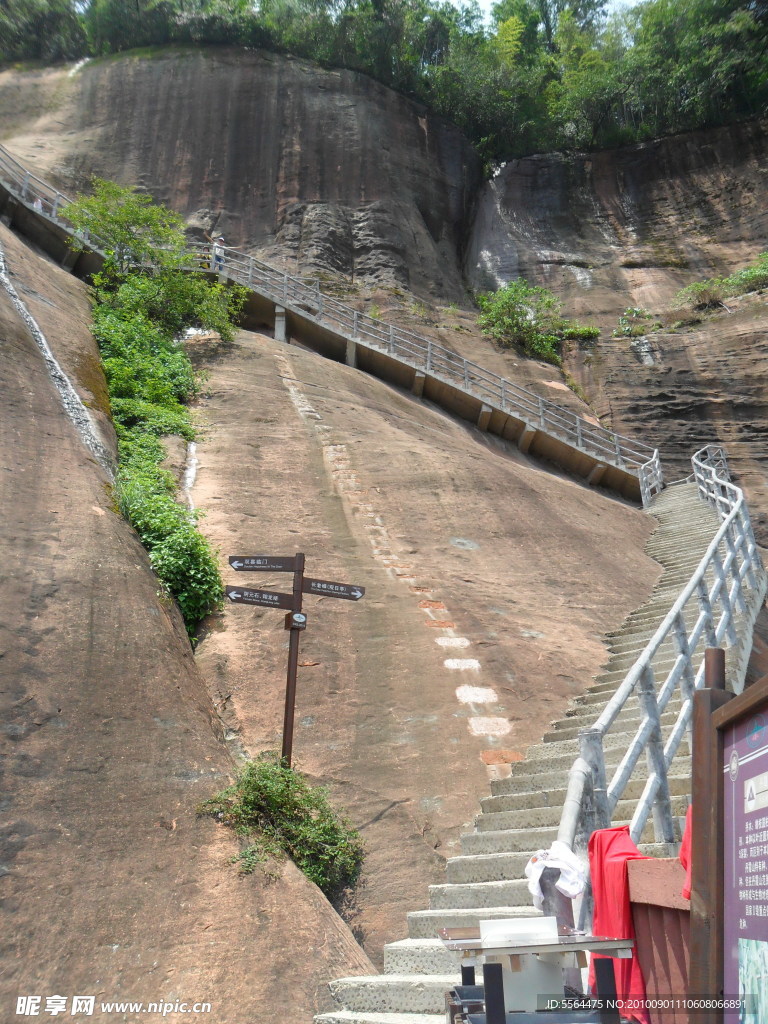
[0,143,660,504]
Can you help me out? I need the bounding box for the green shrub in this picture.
[149,522,223,626]
[563,324,600,343]
[613,307,653,337]
[200,754,365,899]
[675,253,768,312]
[68,179,248,635]
[477,279,599,365]
[102,272,247,344]
[723,252,768,296]
[674,280,726,311]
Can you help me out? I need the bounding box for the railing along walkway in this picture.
[559,445,767,862]
[0,142,663,504]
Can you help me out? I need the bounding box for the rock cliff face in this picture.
[0,218,658,1008]
[463,121,768,535]
[0,49,481,299]
[0,223,375,1024]
[570,293,768,543]
[3,47,768,1013]
[465,121,768,320]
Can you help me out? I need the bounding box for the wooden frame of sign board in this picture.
[688,671,768,1024]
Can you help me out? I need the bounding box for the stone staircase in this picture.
[315,482,725,1024]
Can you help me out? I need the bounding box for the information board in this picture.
[723,697,768,1023]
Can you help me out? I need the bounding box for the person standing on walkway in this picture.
[212,235,225,272]
[203,231,226,272]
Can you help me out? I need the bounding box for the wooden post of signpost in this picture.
[226,553,365,769]
[281,553,306,766]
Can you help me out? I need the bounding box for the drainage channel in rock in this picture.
[0,242,114,476]
[181,441,199,509]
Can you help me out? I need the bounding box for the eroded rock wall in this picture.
[0,49,481,299]
[466,121,768,322]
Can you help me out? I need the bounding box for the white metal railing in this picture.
[638,449,664,507]
[559,444,767,856]
[0,142,661,495]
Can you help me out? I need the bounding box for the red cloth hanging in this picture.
[679,805,693,900]
[588,825,651,1024]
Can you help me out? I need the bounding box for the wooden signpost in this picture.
[226,553,365,765]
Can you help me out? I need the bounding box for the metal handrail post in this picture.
[638,665,676,843]
[579,728,610,829]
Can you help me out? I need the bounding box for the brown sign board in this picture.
[226,587,294,610]
[229,556,296,572]
[303,577,365,601]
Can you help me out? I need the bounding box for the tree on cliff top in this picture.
[0,0,87,62]
[63,178,187,277]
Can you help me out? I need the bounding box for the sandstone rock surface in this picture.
[186,325,659,964]
[0,49,481,300]
[0,224,373,1023]
[3,46,767,1014]
[465,120,768,320]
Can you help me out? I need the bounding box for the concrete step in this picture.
[601,650,678,672]
[500,741,691,777]
[475,794,690,833]
[316,1013,442,1024]
[482,774,691,814]
[329,976,458,1015]
[383,938,461,975]
[480,788,567,814]
[490,768,576,795]
[544,706,684,742]
[577,680,678,703]
[560,692,684,719]
[407,905,541,938]
[460,827,558,856]
[533,730,691,758]
[428,877,530,910]
[445,850,535,884]
[606,633,679,655]
[608,605,704,630]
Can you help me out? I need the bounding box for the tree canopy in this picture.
[62,177,187,276]
[2,0,766,163]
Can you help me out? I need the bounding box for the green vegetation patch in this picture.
[477,279,599,365]
[200,754,365,899]
[675,252,768,312]
[63,178,247,636]
[612,307,663,337]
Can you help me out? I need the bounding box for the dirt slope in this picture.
[187,326,659,964]
[0,223,373,1024]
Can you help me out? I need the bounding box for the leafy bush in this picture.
[562,324,600,343]
[67,179,247,635]
[63,178,187,277]
[674,280,726,311]
[613,307,654,337]
[675,253,768,312]
[723,252,768,296]
[103,272,246,343]
[200,754,365,899]
[477,279,599,365]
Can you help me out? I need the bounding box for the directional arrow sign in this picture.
[227,587,294,609]
[303,577,365,601]
[229,555,296,572]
